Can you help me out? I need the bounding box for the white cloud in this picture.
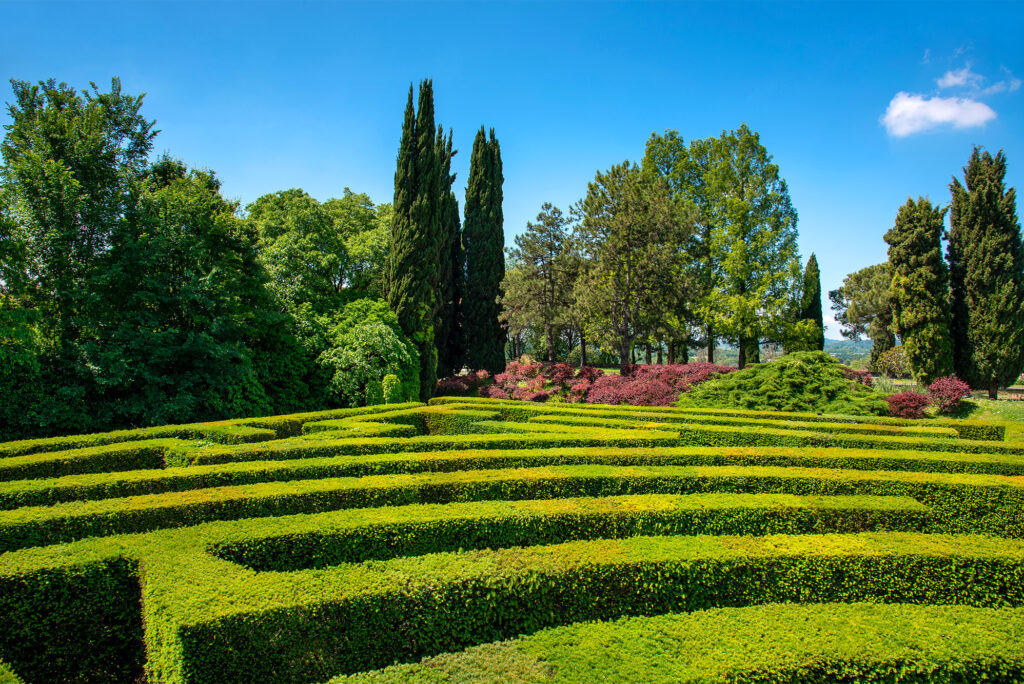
[881,92,996,136]
[937,67,984,89]
[982,67,1022,95]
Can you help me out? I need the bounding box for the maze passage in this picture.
[1,399,1023,683]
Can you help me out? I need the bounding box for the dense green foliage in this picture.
[435,130,465,378]
[463,127,506,373]
[791,253,824,351]
[385,82,443,400]
[829,263,895,369]
[341,603,1024,683]
[884,198,953,384]
[948,147,1024,397]
[680,351,888,415]
[0,398,1019,682]
[501,203,575,363]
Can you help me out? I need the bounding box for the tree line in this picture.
[830,148,1023,398]
[0,77,505,438]
[500,125,824,369]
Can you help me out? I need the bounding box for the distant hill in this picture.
[824,338,873,366]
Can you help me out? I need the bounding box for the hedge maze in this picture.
[1,398,1023,683]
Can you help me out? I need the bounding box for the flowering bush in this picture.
[928,376,971,414]
[435,369,493,397]
[885,391,931,418]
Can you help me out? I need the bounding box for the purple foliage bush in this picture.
[843,367,874,386]
[927,376,971,414]
[584,374,678,407]
[885,391,931,419]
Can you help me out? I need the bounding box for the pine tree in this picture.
[463,127,506,373]
[948,147,1024,398]
[435,129,464,378]
[385,81,442,400]
[884,197,952,384]
[800,253,824,350]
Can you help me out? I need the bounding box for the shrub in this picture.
[876,346,910,379]
[381,375,401,405]
[928,376,972,415]
[317,300,419,407]
[886,391,931,419]
[585,375,678,407]
[680,351,888,416]
[843,367,874,386]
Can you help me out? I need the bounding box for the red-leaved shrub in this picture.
[478,384,510,399]
[584,375,679,407]
[435,376,470,396]
[843,367,874,386]
[928,376,971,414]
[885,391,931,419]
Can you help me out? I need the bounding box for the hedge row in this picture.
[207,492,930,572]
[0,403,425,459]
[2,513,1022,682]
[4,463,1023,551]
[7,444,1024,511]
[0,439,177,482]
[142,532,1024,682]
[0,556,145,684]
[338,602,1024,683]
[170,427,683,468]
[430,397,1007,441]
[438,400,963,440]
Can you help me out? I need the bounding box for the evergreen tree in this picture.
[884,197,952,384]
[385,81,441,400]
[948,147,1024,398]
[799,253,824,351]
[463,127,506,373]
[435,129,464,378]
[829,263,895,370]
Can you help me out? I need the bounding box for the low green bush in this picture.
[0,440,174,482]
[679,351,889,415]
[338,603,1024,683]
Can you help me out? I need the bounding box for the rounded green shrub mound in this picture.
[679,351,887,416]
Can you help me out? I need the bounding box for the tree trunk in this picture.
[989,380,998,400]
[620,335,632,372]
[657,345,663,365]
[680,343,688,364]
[645,344,652,364]
[738,344,746,369]
[667,341,676,365]
[580,330,587,368]
[545,324,554,363]
[707,326,715,364]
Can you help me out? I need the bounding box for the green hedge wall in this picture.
[6,443,1024,512]
[337,602,1024,683]
[3,463,1022,552]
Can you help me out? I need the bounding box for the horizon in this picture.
[3,1,1022,339]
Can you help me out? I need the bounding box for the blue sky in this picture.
[3,1,1023,338]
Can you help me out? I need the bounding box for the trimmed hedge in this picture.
[430,396,1007,441]
[138,532,1024,681]
[0,403,425,459]
[338,602,1024,683]
[6,444,1024,512]
[4,463,1024,551]
[0,439,177,482]
[208,493,930,571]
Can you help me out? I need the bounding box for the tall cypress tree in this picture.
[385,81,442,400]
[435,128,464,378]
[463,127,506,373]
[884,197,952,384]
[948,147,1024,398]
[799,253,825,351]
